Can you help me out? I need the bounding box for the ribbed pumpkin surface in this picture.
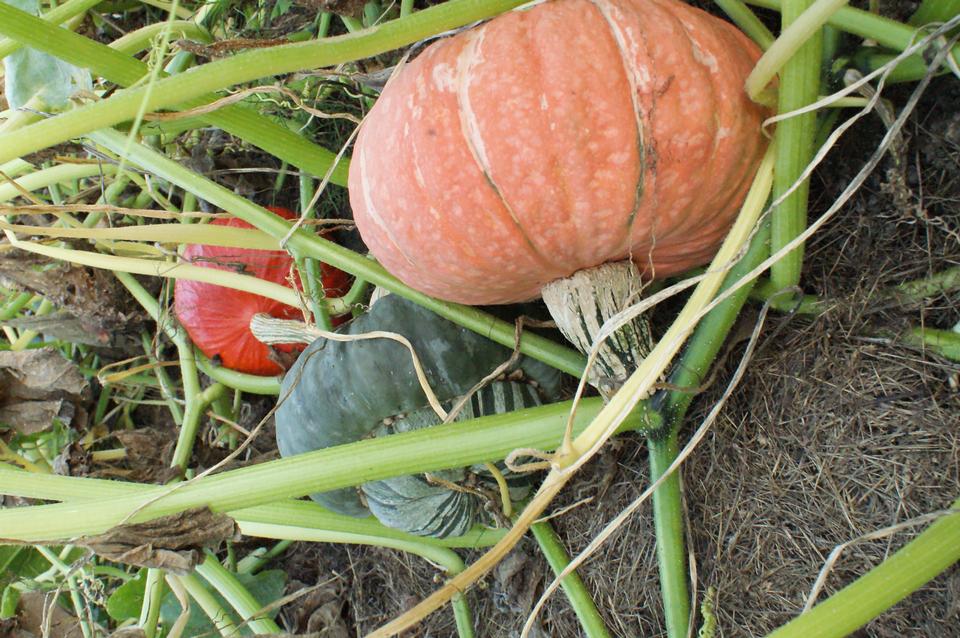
[349,0,769,305]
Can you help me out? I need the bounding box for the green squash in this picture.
[362,380,541,537]
[275,294,562,535]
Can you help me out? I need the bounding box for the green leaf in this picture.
[0,585,20,619]
[160,569,286,636]
[1,0,92,109]
[269,0,293,21]
[0,547,24,576]
[106,569,146,622]
[3,546,49,581]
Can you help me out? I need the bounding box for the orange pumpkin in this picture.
[349,0,769,305]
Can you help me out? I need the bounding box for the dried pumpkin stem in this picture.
[541,260,653,402]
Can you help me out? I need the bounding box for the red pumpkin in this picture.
[175,206,351,376]
[349,0,769,305]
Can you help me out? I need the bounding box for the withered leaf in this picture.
[0,348,88,433]
[0,349,87,399]
[0,249,143,345]
[14,591,84,638]
[79,507,239,574]
[1,312,122,347]
[0,399,72,435]
[90,428,180,484]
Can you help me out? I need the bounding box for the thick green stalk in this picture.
[766,498,960,638]
[0,164,118,202]
[893,266,960,302]
[168,377,226,470]
[0,3,349,186]
[910,0,960,26]
[656,222,771,428]
[196,357,282,395]
[0,398,650,541]
[530,521,612,638]
[902,327,960,362]
[770,0,823,291]
[195,554,282,636]
[648,433,688,638]
[0,292,33,321]
[644,224,771,638]
[171,572,239,636]
[0,0,530,166]
[712,0,776,48]
[110,21,209,56]
[139,568,165,638]
[0,467,508,549]
[749,278,824,313]
[298,172,334,330]
[88,127,586,376]
[745,0,960,58]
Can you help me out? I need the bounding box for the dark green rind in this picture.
[363,381,540,537]
[275,294,562,518]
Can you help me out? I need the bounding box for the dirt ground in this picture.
[269,18,960,638]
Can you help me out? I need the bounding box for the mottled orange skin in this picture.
[350,0,769,305]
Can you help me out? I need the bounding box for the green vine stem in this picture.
[745,0,844,100]
[34,546,94,638]
[169,572,240,636]
[655,221,771,431]
[0,291,32,321]
[0,398,651,542]
[0,0,532,168]
[0,466,509,549]
[195,553,283,636]
[766,498,960,638]
[648,432,688,638]
[909,0,960,26]
[647,222,772,637]
[197,357,282,395]
[0,163,118,202]
[297,172,334,329]
[110,21,209,57]
[769,0,828,291]
[530,521,612,638]
[752,265,960,314]
[713,0,776,49]
[892,266,960,301]
[900,327,960,362]
[139,568,165,638]
[745,0,960,61]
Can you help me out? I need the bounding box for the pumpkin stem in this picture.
[249,313,322,345]
[540,260,654,401]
